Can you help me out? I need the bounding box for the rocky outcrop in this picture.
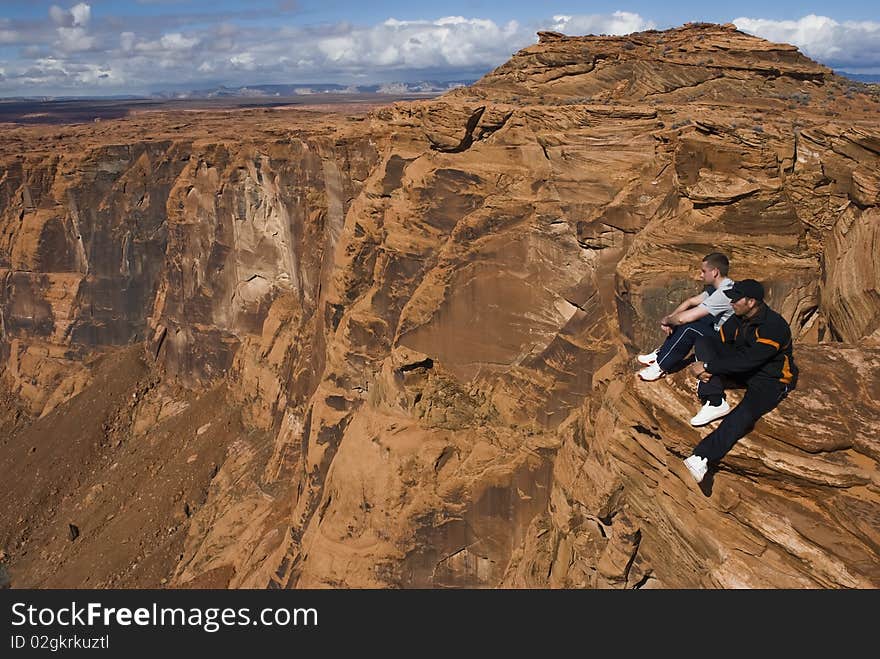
[524,344,880,588]
[1,23,879,588]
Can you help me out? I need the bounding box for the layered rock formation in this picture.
[1,23,879,588]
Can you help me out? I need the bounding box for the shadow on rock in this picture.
[699,468,715,497]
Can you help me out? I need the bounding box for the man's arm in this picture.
[662,293,709,327]
[704,340,777,375]
[671,293,707,315]
[690,316,742,381]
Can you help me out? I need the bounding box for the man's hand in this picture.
[661,323,673,336]
[690,361,713,382]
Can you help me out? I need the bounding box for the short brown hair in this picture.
[703,252,729,277]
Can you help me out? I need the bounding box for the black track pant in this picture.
[694,332,726,403]
[693,335,792,463]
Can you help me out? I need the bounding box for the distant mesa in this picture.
[147,80,475,101]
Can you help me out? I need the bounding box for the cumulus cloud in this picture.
[310,16,523,71]
[159,33,200,50]
[50,3,91,28]
[20,57,71,88]
[734,15,880,70]
[131,31,201,60]
[70,3,92,27]
[229,53,256,69]
[57,27,95,52]
[551,11,655,36]
[52,3,95,52]
[49,5,70,27]
[120,31,136,52]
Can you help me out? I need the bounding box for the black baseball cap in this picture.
[724,279,764,302]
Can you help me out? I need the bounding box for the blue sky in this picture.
[1,1,878,96]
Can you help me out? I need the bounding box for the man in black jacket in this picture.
[683,279,798,483]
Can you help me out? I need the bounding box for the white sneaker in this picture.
[684,455,708,483]
[637,362,665,381]
[690,399,731,426]
[637,349,659,365]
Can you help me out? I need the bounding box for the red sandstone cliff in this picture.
[1,23,878,588]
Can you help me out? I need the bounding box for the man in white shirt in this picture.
[637,253,735,393]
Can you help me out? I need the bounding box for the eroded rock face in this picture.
[1,23,879,588]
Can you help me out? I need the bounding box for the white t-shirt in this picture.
[699,278,735,331]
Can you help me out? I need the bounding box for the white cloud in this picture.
[51,3,94,52]
[133,32,200,55]
[316,35,355,64]
[734,15,880,69]
[551,11,655,36]
[49,5,69,26]
[71,3,92,28]
[313,15,524,71]
[17,56,121,89]
[57,26,95,52]
[120,32,135,52]
[30,57,68,78]
[49,3,91,28]
[160,33,200,50]
[216,23,237,38]
[77,63,121,85]
[0,30,19,44]
[230,53,256,69]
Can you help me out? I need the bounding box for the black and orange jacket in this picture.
[705,304,798,387]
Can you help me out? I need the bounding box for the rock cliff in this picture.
[1,23,879,588]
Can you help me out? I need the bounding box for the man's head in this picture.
[724,278,764,317]
[700,252,729,284]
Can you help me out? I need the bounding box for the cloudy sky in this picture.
[0,1,878,96]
